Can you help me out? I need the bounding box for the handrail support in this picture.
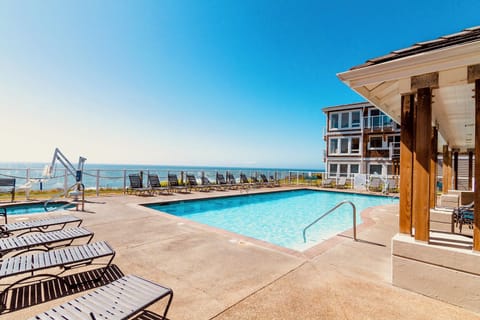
[302,200,357,243]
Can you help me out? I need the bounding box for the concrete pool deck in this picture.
[7,187,480,319]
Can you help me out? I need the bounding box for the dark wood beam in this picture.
[474,79,480,251]
[430,127,438,208]
[399,94,415,235]
[468,64,480,83]
[468,150,474,190]
[453,150,459,190]
[442,145,451,193]
[413,88,431,242]
[411,72,439,90]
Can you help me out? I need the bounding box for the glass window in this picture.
[351,137,360,153]
[350,164,359,174]
[340,138,349,153]
[369,164,383,175]
[351,111,360,128]
[329,139,338,154]
[341,112,349,128]
[339,164,348,176]
[387,165,393,175]
[387,135,400,145]
[369,136,383,148]
[331,114,339,129]
[330,164,338,176]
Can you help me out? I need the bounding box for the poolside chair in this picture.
[168,174,189,193]
[240,174,253,188]
[216,173,229,188]
[260,174,274,187]
[226,173,242,190]
[186,174,210,192]
[127,174,151,195]
[147,174,170,195]
[368,177,383,192]
[0,215,82,237]
[322,178,334,188]
[269,175,280,187]
[250,176,261,188]
[0,241,115,310]
[0,179,15,202]
[0,226,94,258]
[30,274,173,320]
[386,178,399,193]
[335,177,347,189]
[201,176,219,190]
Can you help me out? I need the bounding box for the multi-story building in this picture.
[322,102,400,179]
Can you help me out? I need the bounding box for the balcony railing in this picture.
[364,115,399,131]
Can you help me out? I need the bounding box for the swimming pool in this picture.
[0,202,75,215]
[146,190,398,251]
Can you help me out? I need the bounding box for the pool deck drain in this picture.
[5,186,480,320]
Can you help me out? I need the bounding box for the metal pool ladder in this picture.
[302,200,357,243]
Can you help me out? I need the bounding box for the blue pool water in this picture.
[0,202,75,215]
[146,190,398,251]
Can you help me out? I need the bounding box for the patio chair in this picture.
[0,241,115,310]
[147,174,171,195]
[452,201,474,232]
[260,174,274,187]
[335,177,347,189]
[186,174,210,192]
[216,173,229,186]
[168,174,189,193]
[226,173,242,190]
[201,176,219,190]
[0,215,82,237]
[29,274,173,320]
[0,226,94,258]
[240,174,255,189]
[250,176,261,188]
[127,174,151,195]
[0,179,15,202]
[368,177,383,192]
[386,178,399,192]
[321,178,334,188]
[269,175,280,187]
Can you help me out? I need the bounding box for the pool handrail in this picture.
[302,200,357,243]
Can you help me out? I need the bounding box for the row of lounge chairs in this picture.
[127,172,280,195]
[321,176,399,192]
[0,214,173,318]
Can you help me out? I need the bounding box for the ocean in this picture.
[0,162,323,191]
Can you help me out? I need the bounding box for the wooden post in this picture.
[430,127,438,208]
[474,79,480,251]
[442,146,451,193]
[453,151,459,190]
[399,94,415,235]
[468,150,473,190]
[413,88,431,242]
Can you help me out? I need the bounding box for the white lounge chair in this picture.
[0,227,93,258]
[29,274,173,320]
[0,215,82,237]
[0,241,115,311]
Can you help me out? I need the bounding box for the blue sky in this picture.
[1,1,479,169]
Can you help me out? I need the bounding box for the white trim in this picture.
[337,41,480,88]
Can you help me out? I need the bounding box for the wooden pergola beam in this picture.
[430,127,438,208]
[474,79,480,251]
[399,94,415,235]
[442,145,451,193]
[413,87,432,242]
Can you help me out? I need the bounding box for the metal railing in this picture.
[0,167,325,199]
[302,200,357,243]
